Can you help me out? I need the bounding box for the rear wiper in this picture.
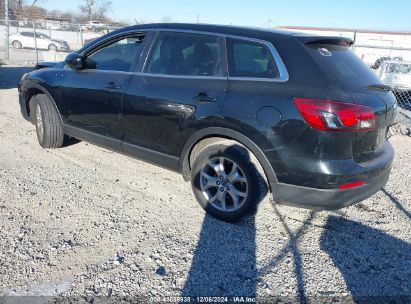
[363,84,392,92]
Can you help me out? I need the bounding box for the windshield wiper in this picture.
[363,84,392,91]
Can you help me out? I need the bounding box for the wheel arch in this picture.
[179,127,278,191]
[24,84,62,123]
[12,40,22,46]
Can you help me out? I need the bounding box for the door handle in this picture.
[105,82,121,91]
[193,92,217,103]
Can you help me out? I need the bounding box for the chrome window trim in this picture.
[86,27,290,82]
[132,71,227,80]
[81,29,147,56]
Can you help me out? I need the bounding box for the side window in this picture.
[145,32,223,77]
[36,33,46,39]
[85,35,144,72]
[21,32,34,37]
[227,38,279,79]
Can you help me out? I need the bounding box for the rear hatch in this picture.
[299,37,397,160]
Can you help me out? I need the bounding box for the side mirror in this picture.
[65,53,84,69]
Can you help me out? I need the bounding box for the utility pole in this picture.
[90,0,93,22]
[33,22,38,64]
[5,0,10,61]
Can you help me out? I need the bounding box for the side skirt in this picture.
[63,124,180,172]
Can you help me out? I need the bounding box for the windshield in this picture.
[306,44,383,90]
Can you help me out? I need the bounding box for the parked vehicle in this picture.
[46,23,62,30]
[82,33,102,46]
[9,32,70,52]
[372,56,402,69]
[377,60,411,105]
[82,21,107,32]
[18,24,397,222]
[377,61,411,88]
[61,24,80,32]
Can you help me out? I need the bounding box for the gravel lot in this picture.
[0,66,410,303]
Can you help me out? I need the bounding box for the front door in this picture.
[60,34,147,146]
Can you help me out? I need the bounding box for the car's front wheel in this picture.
[191,140,268,223]
[31,94,65,148]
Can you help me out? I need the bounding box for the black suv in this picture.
[18,23,396,222]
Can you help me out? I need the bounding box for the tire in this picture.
[48,44,57,51]
[191,140,268,223]
[31,94,64,148]
[12,40,22,49]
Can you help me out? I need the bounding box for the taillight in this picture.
[294,98,376,132]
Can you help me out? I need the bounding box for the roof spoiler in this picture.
[295,35,354,47]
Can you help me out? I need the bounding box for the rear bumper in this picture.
[272,142,394,210]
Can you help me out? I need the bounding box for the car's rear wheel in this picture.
[31,94,64,148]
[12,40,22,49]
[191,140,268,223]
[48,44,57,51]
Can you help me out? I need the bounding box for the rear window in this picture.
[306,44,382,90]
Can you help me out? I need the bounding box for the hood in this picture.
[34,61,58,70]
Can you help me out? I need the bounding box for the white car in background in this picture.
[377,61,411,105]
[82,21,107,32]
[9,32,70,52]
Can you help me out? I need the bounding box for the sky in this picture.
[42,0,411,31]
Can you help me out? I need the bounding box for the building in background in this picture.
[279,26,411,67]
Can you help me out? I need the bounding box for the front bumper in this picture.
[272,142,394,210]
[18,90,30,122]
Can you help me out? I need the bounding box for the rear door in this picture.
[122,31,228,160]
[36,33,49,50]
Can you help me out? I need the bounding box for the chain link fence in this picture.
[352,37,411,135]
[0,19,121,65]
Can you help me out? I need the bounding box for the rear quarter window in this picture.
[227,38,280,79]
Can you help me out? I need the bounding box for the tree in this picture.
[0,0,24,19]
[79,0,112,22]
[30,0,41,6]
[23,4,47,19]
[160,15,173,23]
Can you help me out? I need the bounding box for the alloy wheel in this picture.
[13,41,22,49]
[200,156,248,212]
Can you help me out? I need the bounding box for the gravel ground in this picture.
[0,66,410,303]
